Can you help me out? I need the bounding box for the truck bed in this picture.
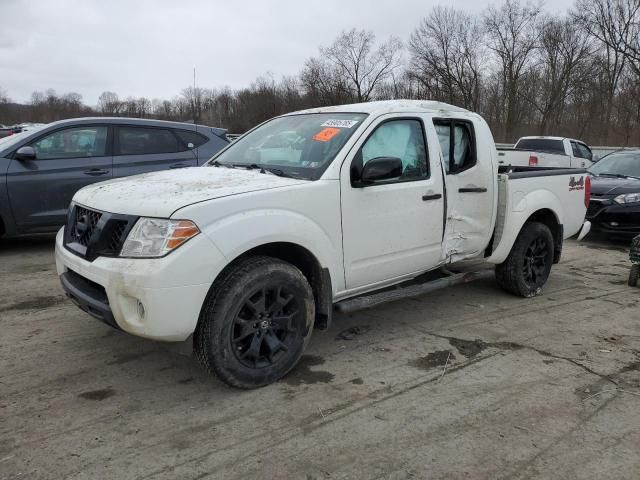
[487,166,589,264]
[497,165,588,177]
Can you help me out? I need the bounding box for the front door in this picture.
[7,125,112,231]
[434,118,495,259]
[341,115,445,290]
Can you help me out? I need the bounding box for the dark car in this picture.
[587,150,640,237]
[0,117,228,237]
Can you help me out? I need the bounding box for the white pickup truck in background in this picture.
[55,100,591,388]
[498,136,595,169]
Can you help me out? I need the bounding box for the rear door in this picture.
[6,124,112,231]
[112,125,197,178]
[434,117,495,259]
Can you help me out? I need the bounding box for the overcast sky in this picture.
[1,0,576,105]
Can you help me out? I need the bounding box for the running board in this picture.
[334,270,495,314]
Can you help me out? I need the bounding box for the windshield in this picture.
[589,152,640,178]
[208,113,368,180]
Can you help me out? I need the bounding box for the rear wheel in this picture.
[496,222,554,297]
[194,256,315,389]
[628,264,640,287]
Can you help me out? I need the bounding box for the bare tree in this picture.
[528,18,591,133]
[98,91,121,115]
[300,56,353,105]
[409,6,484,110]
[0,86,9,104]
[574,0,640,74]
[573,0,639,141]
[484,0,543,141]
[321,29,403,102]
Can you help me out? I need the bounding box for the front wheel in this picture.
[194,256,315,389]
[496,222,554,297]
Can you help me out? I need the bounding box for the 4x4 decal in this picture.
[569,176,585,191]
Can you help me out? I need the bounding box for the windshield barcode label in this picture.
[320,119,359,128]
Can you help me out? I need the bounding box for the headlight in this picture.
[613,193,640,204]
[120,218,199,258]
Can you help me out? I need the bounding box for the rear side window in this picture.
[117,127,180,155]
[175,129,209,148]
[434,120,476,174]
[516,139,565,154]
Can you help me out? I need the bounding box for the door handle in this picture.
[83,169,109,176]
[422,193,442,201]
[170,163,188,169]
[459,187,487,193]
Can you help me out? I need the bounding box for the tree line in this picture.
[1,0,639,145]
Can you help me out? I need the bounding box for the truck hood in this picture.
[590,175,640,196]
[73,166,308,217]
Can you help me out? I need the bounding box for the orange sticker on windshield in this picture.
[313,127,340,142]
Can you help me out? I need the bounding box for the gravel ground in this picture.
[1,234,639,480]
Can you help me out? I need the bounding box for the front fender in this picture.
[199,208,344,293]
[487,188,563,264]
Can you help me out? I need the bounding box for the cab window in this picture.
[434,120,476,174]
[353,119,429,184]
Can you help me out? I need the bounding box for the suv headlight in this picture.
[120,218,199,258]
[613,193,640,204]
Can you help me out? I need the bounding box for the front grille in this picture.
[586,201,607,218]
[69,206,102,246]
[64,205,137,261]
[109,220,129,252]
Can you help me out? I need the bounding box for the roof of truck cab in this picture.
[287,100,472,116]
[517,136,568,141]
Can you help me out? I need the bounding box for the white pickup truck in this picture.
[55,100,591,388]
[498,136,595,169]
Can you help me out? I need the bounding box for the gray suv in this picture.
[0,117,229,237]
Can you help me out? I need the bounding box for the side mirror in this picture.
[15,146,36,161]
[357,156,402,186]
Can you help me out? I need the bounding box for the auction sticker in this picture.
[320,119,359,128]
[313,127,340,142]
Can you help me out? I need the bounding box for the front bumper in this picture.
[55,228,227,341]
[586,201,640,236]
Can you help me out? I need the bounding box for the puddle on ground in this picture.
[282,355,334,386]
[335,325,371,341]
[409,350,454,370]
[449,338,487,358]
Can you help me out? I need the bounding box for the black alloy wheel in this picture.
[231,286,302,369]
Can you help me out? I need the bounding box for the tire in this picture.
[194,256,315,389]
[496,222,554,298]
[628,264,640,287]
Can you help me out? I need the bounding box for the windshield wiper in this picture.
[232,163,304,179]
[597,173,639,179]
[209,160,237,169]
